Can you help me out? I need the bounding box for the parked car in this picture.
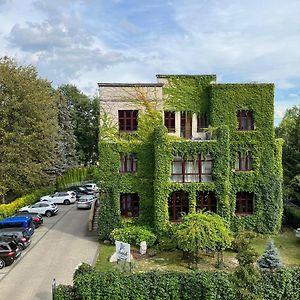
[0,228,31,250]
[20,202,59,217]
[40,191,76,205]
[77,195,96,209]
[0,216,35,236]
[295,228,300,238]
[14,212,43,228]
[83,183,99,193]
[0,239,21,269]
[67,186,94,199]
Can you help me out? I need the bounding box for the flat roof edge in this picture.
[98,83,164,87]
[156,74,217,78]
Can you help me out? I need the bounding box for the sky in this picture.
[0,0,300,125]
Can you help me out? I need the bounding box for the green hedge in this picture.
[54,285,75,300]
[0,187,55,220]
[55,266,300,300]
[56,167,93,190]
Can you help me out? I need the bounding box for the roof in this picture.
[98,83,164,87]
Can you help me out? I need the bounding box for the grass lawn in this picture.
[95,227,300,273]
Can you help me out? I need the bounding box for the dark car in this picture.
[67,186,94,199]
[0,228,31,250]
[14,212,43,228]
[0,239,21,269]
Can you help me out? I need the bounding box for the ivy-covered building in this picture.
[98,75,283,234]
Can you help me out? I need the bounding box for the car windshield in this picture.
[8,241,18,250]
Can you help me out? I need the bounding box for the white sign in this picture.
[115,241,131,262]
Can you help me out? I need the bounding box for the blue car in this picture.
[0,216,35,236]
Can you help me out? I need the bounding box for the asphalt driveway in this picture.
[0,204,99,300]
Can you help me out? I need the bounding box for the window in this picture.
[164,111,175,132]
[180,112,192,138]
[120,153,137,173]
[118,110,138,131]
[235,152,252,171]
[236,192,254,215]
[171,154,213,183]
[237,110,254,130]
[120,193,139,217]
[197,113,208,132]
[196,192,217,212]
[168,191,189,221]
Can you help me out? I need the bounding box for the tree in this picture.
[58,85,99,165]
[257,239,283,271]
[0,57,59,199]
[175,211,232,266]
[276,106,300,201]
[56,93,77,172]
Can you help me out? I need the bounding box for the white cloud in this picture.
[0,0,300,124]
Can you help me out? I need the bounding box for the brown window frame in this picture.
[197,113,208,132]
[120,153,137,173]
[118,110,138,132]
[171,154,213,183]
[168,191,189,222]
[120,193,139,217]
[237,110,254,131]
[196,191,217,212]
[164,111,176,132]
[235,192,254,215]
[235,152,252,171]
[180,111,192,138]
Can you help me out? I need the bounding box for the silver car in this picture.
[77,195,96,209]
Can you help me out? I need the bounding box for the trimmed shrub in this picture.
[58,264,300,300]
[0,187,55,220]
[54,285,74,300]
[111,225,157,247]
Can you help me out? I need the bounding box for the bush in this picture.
[54,285,74,300]
[232,231,257,252]
[284,205,300,228]
[157,236,178,251]
[111,226,157,247]
[66,264,300,300]
[0,187,55,220]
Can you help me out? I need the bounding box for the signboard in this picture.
[115,241,131,262]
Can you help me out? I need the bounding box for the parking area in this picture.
[0,204,99,300]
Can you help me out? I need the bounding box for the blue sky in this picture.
[0,0,299,125]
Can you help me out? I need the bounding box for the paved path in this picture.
[0,204,99,300]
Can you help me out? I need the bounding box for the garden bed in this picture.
[95,227,300,273]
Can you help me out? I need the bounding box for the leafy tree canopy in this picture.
[176,211,232,254]
[276,105,300,200]
[0,57,59,197]
[58,84,99,165]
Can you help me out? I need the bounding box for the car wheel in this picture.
[18,243,25,250]
[45,210,52,217]
[22,210,29,213]
[64,199,70,205]
[0,258,5,269]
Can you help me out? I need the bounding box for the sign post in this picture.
[115,241,131,272]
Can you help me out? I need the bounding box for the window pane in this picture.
[171,175,183,182]
[202,161,212,174]
[185,161,198,173]
[186,174,199,182]
[172,161,182,173]
[201,175,212,182]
